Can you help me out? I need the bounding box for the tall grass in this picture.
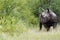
[0,25,60,40]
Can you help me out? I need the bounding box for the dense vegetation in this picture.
[0,0,60,34]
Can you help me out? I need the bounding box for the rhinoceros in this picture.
[39,8,57,31]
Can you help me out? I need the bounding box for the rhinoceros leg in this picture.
[44,24,50,31]
[53,22,57,29]
[39,22,42,30]
[46,26,50,31]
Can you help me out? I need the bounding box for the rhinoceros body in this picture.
[39,8,57,31]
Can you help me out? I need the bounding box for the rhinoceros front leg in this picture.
[39,22,42,30]
[44,24,50,31]
[46,26,50,31]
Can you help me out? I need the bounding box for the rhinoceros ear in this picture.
[41,8,45,12]
[46,8,50,13]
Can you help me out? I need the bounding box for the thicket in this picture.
[0,0,60,34]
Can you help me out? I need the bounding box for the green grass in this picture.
[0,25,60,40]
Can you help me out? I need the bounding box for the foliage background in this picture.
[0,0,60,35]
